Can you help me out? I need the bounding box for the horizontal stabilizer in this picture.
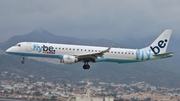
[153,52,173,58]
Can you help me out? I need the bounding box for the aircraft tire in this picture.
[21,61,25,64]
[87,64,90,69]
[83,64,90,69]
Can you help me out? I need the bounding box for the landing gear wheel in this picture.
[83,62,90,69]
[21,61,25,64]
[83,65,86,69]
[86,64,90,69]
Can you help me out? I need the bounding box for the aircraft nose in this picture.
[6,47,12,53]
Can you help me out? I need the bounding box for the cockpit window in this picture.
[16,44,21,47]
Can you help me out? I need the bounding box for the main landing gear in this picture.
[83,62,90,69]
[21,57,25,64]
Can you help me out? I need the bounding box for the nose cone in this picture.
[6,47,12,53]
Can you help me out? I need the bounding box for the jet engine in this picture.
[60,55,78,64]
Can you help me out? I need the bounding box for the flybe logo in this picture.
[33,44,55,54]
[150,39,167,54]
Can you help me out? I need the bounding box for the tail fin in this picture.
[142,29,172,55]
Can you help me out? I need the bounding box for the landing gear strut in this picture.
[83,62,90,69]
[21,57,25,64]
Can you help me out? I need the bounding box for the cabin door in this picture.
[26,42,32,52]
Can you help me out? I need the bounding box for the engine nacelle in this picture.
[60,55,78,64]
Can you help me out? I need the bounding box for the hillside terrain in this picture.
[0,29,180,88]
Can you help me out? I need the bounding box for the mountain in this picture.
[0,29,121,51]
[0,29,180,88]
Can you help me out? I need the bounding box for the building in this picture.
[67,83,114,101]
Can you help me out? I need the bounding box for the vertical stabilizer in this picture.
[142,29,172,55]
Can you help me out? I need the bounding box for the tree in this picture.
[130,98,139,101]
[15,91,21,94]
[143,98,151,101]
[50,96,57,101]
[33,91,42,96]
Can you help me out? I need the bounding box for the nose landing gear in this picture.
[21,57,25,64]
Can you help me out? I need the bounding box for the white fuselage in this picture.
[6,42,156,63]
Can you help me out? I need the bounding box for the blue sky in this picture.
[0,0,180,42]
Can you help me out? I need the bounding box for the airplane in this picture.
[6,29,173,69]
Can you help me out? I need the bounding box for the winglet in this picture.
[101,44,113,53]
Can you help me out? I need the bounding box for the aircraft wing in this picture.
[75,45,112,61]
